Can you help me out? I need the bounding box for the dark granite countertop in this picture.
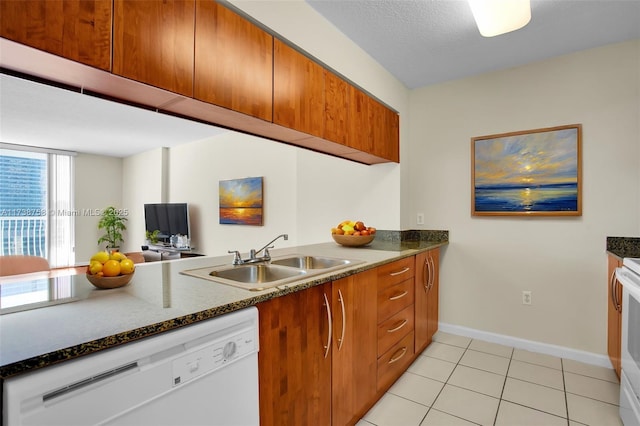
[0,234,447,379]
[606,236,640,259]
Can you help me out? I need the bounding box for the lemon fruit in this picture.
[120,259,135,275]
[90,251,110,264]
[109,251,127,261]
[89,261,103,275]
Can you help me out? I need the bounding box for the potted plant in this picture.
[145,229,160,245]
[98,206,127,250]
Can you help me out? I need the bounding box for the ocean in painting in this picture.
[219,207,263,225]
[474,183,578,212]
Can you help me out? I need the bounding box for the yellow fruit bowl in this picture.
[332,233,375,247]
[86,272,134,289]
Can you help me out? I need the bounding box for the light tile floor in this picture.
[358,332,622,426]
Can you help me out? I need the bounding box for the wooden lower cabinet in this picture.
[257,283,332,426]
[331,269,378,426]
[257,251,441,425]
[607,254,623,378]
[415,248,440,353]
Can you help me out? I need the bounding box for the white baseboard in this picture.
[438,322,613,369]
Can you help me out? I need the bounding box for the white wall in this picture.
[121,148,166,254]
[408,40,640,355]
[74,153,122,261]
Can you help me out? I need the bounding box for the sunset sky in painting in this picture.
[219,177,263,208]
[474,128,578,188]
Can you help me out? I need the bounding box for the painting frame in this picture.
[471,124,582,217]
[219,176,264,226]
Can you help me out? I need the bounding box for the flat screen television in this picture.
[144,203,190,243]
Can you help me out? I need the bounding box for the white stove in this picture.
[616,258,640,426]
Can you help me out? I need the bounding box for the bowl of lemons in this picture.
[86,250,136,289]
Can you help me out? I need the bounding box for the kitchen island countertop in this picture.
[0,240,446,379]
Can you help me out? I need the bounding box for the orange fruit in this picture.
[120,259,135,275]
[102,260,121,277]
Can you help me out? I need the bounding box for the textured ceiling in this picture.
[307,0,640,89]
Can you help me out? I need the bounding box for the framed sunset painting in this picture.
[219,177,264,225]
[471,124,582,216]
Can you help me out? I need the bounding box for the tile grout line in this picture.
[492,346,514,426]
[562,358,570,426]
[418,336,474,425]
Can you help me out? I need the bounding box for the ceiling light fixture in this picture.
[468,0,531,37]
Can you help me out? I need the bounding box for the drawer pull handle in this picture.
[388,347,408,364]
[389,267,410,277]
[387,319,408,333]
[389,290,408,301]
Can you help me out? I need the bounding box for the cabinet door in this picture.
[348,86,400,162]
[332,270,378,426]
[257,284,331,426]
[323,70,349,145]
[273,39,324,137]
[415,249,440,352]
[194,1,273,121]
[607,254,623,378]
[0,0,111,70]
[113,0,194,96]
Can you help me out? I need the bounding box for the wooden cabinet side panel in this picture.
[414,251,429,352]
[0,0,111,70]
[194,1,273,121]
[273,39,324,137]
[332,270,378,426]
[607,254,622,377]
[427,249,440,340]
[113,0,194,96]
[257,285,331,426]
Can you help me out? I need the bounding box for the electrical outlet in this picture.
[522,291,532,305]
[417,213,424,225]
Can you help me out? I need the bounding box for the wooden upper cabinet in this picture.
[348,85,399,162]
[0,0,111,70]
[113,0,194,97]
[194,1,273,121]
[273,39,324,137]
[323,70,349,145]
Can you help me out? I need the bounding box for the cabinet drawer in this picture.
[377,257,415,291]
[378,304,414,357]
[377,278,414,323]
[377,331,414,392]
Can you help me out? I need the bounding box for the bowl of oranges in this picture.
[86,250,136,289]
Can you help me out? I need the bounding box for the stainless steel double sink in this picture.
[181,255,364,291]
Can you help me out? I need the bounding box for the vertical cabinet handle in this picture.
[428,255,435,291]
[610,269,621,312]
[337,289,346,351]
[422,258,429,292]
[323,293,332,358]
[389,267,410,276]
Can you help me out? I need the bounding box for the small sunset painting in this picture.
[219,177,263,225]
[472,125,582,216]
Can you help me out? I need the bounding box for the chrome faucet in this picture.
[229,234,288,265]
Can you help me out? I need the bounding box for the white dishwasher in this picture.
[3,307,259,426]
